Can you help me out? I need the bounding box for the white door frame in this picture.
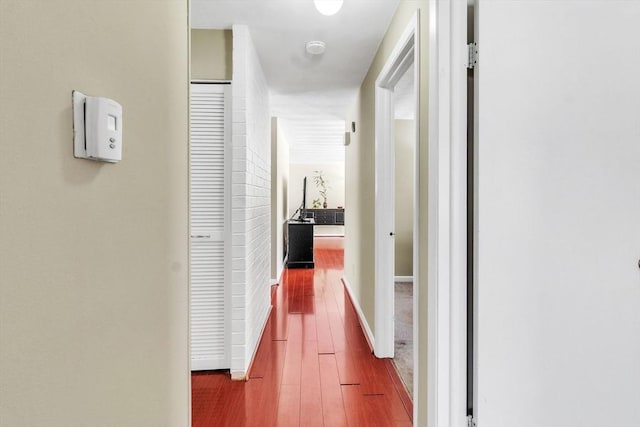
[426,1,469,426]
[374,12,420,360]
[374,7,470,424]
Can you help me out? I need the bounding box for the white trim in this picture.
[271,263,285,286]
[230,304,272,381]
[341,277,375,352]
[411,13,421,424]
[374,11,420,360]
[411,11,421,423]
[374,86,395,358]
[223,84,233,371]
[427,0,443,423]
[394,276,414,283]
[449,1,469,425]
[427,1,468,427]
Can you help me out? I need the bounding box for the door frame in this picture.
[426,1,469,426]
[374,12,420,360]
[374,6,470,424]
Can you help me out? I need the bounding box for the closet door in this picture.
[189,83,230,371]
[474,1,640,426]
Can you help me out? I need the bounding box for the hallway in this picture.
[192,237,412,426]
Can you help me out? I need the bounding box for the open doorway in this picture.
[392,63,416,397]
[373,12,420,400]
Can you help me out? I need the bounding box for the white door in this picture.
[189,83,231,371]
[474,1,640,426]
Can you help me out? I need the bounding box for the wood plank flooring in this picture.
[192,237,412,426]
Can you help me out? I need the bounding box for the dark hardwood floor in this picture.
[192,237,412,426]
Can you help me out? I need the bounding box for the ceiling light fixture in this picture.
[306,40,326,55]
[314,0,343,16]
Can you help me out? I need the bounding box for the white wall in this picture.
[231,25,272,378]
[0,1,189,426]
[271,118,289,281]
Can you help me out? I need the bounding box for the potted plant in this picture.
[313,170,329,208]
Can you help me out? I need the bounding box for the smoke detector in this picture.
[306,41,326,55]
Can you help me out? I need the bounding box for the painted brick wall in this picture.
[231,25,272,378]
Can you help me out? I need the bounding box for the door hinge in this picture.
[467,42,478,69]
[467,415,477,427]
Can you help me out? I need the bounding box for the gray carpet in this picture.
[394,281,413,397]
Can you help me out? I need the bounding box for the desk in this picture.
[285,219,315,268]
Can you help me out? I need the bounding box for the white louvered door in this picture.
[189,83,230,371]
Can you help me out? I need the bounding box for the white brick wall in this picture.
[230,25,272,378]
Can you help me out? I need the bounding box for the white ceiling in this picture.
[191,0,400,163]
[280,118,346,163]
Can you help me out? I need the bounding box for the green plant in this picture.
[312,198,321,208]
[313,170,329,207]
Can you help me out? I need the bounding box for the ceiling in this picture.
[191,0,400,163]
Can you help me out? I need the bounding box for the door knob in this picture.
[390,232,395,236]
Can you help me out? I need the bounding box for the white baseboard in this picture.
[230,370,246,381]
[394,276,414,283]
[341,277,375,353]
[271,261,286,286]
[270,263,286,286]
[231,303,272,381]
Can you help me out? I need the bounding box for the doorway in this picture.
[373,12,420,399]
[189,82,232,371]
[392,64,416,397]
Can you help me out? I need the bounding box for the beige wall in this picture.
[344,1,429,423]
[395,119,415,277]
[0,2,189,426]
[271,118,289,281]
[191,29,232,80]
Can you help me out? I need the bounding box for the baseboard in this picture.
[341,277,375,353]
[384,359,413,421]
[394,276,414,283]
[232,303,272,381]
[270,263,285,286]
[230,370,246,381]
